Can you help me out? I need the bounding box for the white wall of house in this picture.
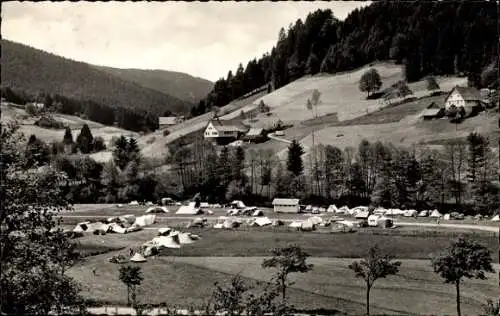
[273,204,300,213]
[204,122,219,138]
[445,90,465,110]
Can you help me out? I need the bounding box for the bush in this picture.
[163,130,170,136]
[34,116,65,129]
[92,137,106,152]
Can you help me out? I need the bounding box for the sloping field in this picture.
[69,253,498,315]
[237,63,467,125]
[138,91,268,159]
[1,103,137,150]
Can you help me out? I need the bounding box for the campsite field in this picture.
[69,254,498,315]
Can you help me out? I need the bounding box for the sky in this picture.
[2,1,370,82]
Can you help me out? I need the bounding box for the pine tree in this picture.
[113,136,130,170]
[75,124,93,154]
[287,140,304,176]
[62,127,74,145]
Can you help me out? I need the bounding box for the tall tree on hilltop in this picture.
[287,140,304,177]
[76,124,93,154]
[359,68,382,98]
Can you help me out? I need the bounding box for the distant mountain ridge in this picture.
[0,40,211,116]
[96,66,213,104]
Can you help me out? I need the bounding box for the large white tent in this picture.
[134,215,156,227]
[176,205,203,215]
[150,236,181,248]
[231,200,246,209]
[490,214,499,222]
[254,217,272,227]
[146,206,169,213]
[429,210,442,218]
[327,205,338,213]
[130,253,147,262]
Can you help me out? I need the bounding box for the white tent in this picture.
[337,206,350,214]
[418,210,428,217]
[319,207,326,213]
[289,221,303,228]
[443,214,451,220]
[231,200,246,209]
[491,215,499,222]
[327,205,338,213]
[200,202,210,208]
[227,209,240,216]
[130,253,147,262]
[150,236,181,248]
[307,216,323,225]
[254,217,272,227]
[120,215,136,224]
[430,210,442,218]
[134,215,156,227]
[368,215,381,227]
[86,222,110,233]
[146,201,154,206]
[126,224,142,233]
[178,232,198,244]
[109,223,126,234]
[129,201,139,206]
[176,205,203,215]
[252,209,264,217]
[146,206,169,213]
[373,208,386,215]
[73,224,85,233]
[355,210,370,219]
[158,227,172,236]
[300,220,315,231]
[403,210,418,217]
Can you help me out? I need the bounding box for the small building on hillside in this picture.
[421,102,445,120]
[159,116,182,129]
[272,198,300,213]
[444,86,483,116]
[242,127,266,143]
[204,120,248,145]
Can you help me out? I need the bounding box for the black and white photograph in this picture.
[1,1,499,315]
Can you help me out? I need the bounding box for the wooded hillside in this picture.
[193,1,497,116]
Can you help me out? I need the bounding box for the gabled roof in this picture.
[273,198,300,205]
[208,119,247,132]
[446,86,481,102]
[246,128,264,136]
[159,117,177,125]
[421,108,442,117]
[427,102,441,109]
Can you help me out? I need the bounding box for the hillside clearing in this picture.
[1,103,137,150]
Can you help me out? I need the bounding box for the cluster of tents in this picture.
[140,228,201,258]
[289,216,360,232]
[73,214,156,234]
[212,216,276,229]
[325,205,500,221]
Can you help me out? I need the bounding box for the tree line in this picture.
[1,86,159,132]
[167,134,499,215]
[190,2,497,118]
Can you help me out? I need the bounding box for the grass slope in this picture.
[1,40,193,115]
[69,254,498,315]
[1,103,137,162]
[97,66,213,104]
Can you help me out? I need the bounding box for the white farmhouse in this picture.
[444,86,482,116]
[272,198,300,213]
[204,120,247,145]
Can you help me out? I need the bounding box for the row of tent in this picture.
[327,205,500,221]
[213,216,275,229]
[73,214,156,234]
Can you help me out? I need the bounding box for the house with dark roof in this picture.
[159,116,182,128]
[242,127,267,143]
[421,102,445,120]
[444,86,483,116]
[204,119,248,145]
